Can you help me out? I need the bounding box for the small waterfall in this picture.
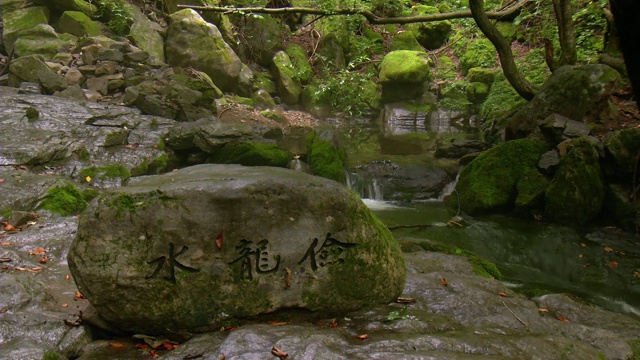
[345,171,384,200]
[436,173,460,201]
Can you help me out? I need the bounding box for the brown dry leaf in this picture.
[440,278,448,286]
[498,292,508,297]
[609,261,620,269]
[0,258,11,263]
[16,266,43,272]
[135,344,149,350]
[74,291,86,300]
[268,321,288,326]
[271,346,288,359]
[578,254,584,259]
[149,350,159,358]
[2,222,16,231]
[357,334,369,340]
[62,303,68,308]
[555,315,571,322]
[215,230,223,249]
[634,271,640,279]
[329,319,338,328]
[125,143,140,149]
[0,178,4,183]
[220,326,237,332]
[38,255,49,264]
[395,297,416,304]
[1,241,13,246]
[538,308,549,313]
[64,319,81,326]
[65,275,70,281]
[162,341,178,350]
[579,243,587,248]
[617,251,626,257]
[583,263,591,268]
[28,247,47,255]
[604,246,614,253]
[108,342,125,348]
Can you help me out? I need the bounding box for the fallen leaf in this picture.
[440,278,448,286]
[538,308,549,313]
[161,341,178,350]
[2,222,16,231]
[609,261,620,269]
[271,346,288,359]
[268,321,288,326]
[17,165,28,170]
[395,297,416,304]
[634,271,640,279]
[149,350,159,358]
[317,321,325,327]
[74,291,86,300]
[85,176,92,183]
[357,334,369,340]
[66,275,70,281]
[220,326,237,332]
[38,255,49,264]
[215,230,223,249]
[498,292,507,297]
[0,178,4,183]
[1,241,13,246]
[579,243,587,248]
[135,344,149,350]
[62,303,68,308]
[28,247,47,255]
[578,254,584,259]
[604,246,614,253]
[108,342,125,348]
[330,319,338,327]
[125,143,140,149]
[15,266,43,272]
[64,318,82,326]
[555,315,571,322]
[1,265,8,270]
[582,263,591,268]
[617,251,626,257]
[0,258,11,263]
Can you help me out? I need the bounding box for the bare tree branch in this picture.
[177,1,529,25]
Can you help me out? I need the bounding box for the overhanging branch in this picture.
[176,1,529,25]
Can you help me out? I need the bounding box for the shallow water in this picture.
[369,200,640,320]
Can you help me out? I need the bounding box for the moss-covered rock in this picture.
[235,14,286,66]
[515,168,549,213]
[2,5,50,54]
[604,128,640,180]
[12,24,68,60]
[453,138,548,214]
[466,82,490,104]
[544,137,604,225]
[406,5,452,50]
[271,51,302,105]
[306,130,346,183]
[467,67,497,85]
[39,183,88,216]
[209,141,291,167]
[602,183,638,232]
[80,164,131,181]
[432,55,458,81]
[480,73,526,129]
[58,11,101,37]
[285,43,313,84]
[459,38,496,75]
[505,64,620,140]
[389,31,425,52]
[379,50,431,102]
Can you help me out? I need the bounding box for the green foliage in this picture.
[40,183,88,216]
[306,131,346,183]
[480,73,526,128]
[42,350,66,360]
[94,0,133,36]
[1,209,13,219]
[418,241,502,279]
[459,38,497,75]
[311,69,380,117]
[440,80,471,110]
[385,307,412,322]
[573,0,607,62]
[516,48,551,86]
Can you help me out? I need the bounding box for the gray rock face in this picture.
[68,164,406,334]
[165,9,242,92]
[9,54,67,93]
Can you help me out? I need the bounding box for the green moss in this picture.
[459,38,497,75]
[210,142,290,167]
[419,242,502,279]
[107,193,138,219]
[79,164,131,180]
[42,350,66,360]
[515,168,548,211]
[389,31,425,52]
[1,209,13,218]
[285,43,313,83]
[454,138,548,214]
[480,73,526,127]
[148,154,170,174]
[40,183,88,216]
[628,339,640,360]
[379,50,431,84]
[306,132,346,183]
[433,55,458,81]
[407,5,452,50]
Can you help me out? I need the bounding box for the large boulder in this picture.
[406,5,452,50]
[68,164,406,334]
[165,9,242,91]
[12,23,68,60]
[271,50,301,105]
[453,138,548,214]
[235,14,286,66]
[128,4,165,64]
[57,11,101,37]
[2,5,49,54]
[544,137,604,225]
[379,50,431,102]
[505,64,620,140]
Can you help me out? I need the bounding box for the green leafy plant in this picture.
[385,307,412,322]
[95,0,133,36]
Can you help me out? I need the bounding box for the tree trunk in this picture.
[609,0,640,110]
[469,0,537,100]
[552,0,577,66]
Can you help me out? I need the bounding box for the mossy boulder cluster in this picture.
[68,164,406,334]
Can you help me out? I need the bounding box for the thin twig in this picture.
[388,224,434,230]
[502,300,532,332]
